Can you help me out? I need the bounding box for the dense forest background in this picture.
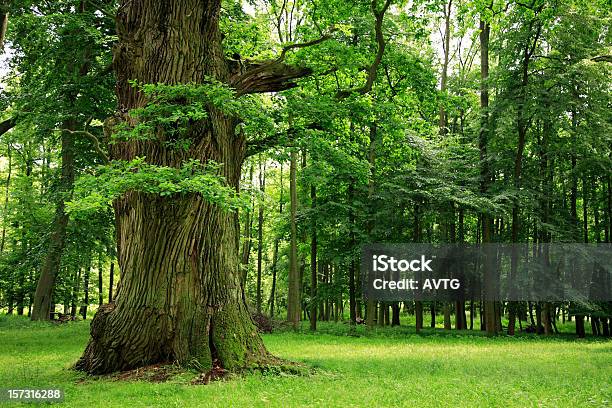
[0,0,610,344]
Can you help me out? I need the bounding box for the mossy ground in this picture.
[0,315,610,407]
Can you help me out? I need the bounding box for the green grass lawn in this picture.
[0,315,610,407]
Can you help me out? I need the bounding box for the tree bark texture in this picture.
[77,0,272,374]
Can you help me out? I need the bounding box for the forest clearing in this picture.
[1,316,610,407]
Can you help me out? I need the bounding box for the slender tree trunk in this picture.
[81,258,91,320]
[430,302,436,328]
[366,125,377,328]
[414,202,423,332]
[268,164,283,318]
[348,124,357,326]
[606,175,611,242]
[71,268,81,319]
[0,141,11,254]
[98,256,103,306]
[415,301,423,332]
[479,17,497,336]
[287,150,300,328]
[31,2,92,320]
[241,164,254,283]
[0,0,9,50]
[256,158,265,313]
[583,176,588,243]
[310,183,317,331]
[31,122,76,321]
[443,303,451,330]
[438,0,452,136]
[509,24,539,336]
[439,2,453,334]
[108,262,114,303]
[391,303,400,326]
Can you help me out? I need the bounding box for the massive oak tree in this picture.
[76,0,315,374]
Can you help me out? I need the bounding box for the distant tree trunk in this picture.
[568,108,586,337]
[576,315,585,338]
[430,302,436,328]
[0,141,11,254]
[31,123,76,321]
[415,301,423,332]
[348,125,357,326]
[414,202,423,332]
[469,300,474,330]
[256,158,265,313]
[479,16,497,336]
[391,303,400,326]
[606,175,611,242]
[366,125,377,328]
[81,259,91,320]
[71,268,81,319]
[583,176,588,243]
[287,150,300,328]
[268,164,283,318]
[108,262,114,303]
[455,209,466,330]
[0,0,9,50]
[443,303,451,330]
[31,1,97,320]
[439,2,453,334]
[241,164,254,283]
[438,0,452,136]
[509,19,540,335]
[98,256,103,306]
[310,183,317,331]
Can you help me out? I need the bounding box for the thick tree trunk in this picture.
[77,0,268,374]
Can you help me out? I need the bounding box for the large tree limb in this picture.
[229,32,334,96]
[591,55,612,63]
[0,117,15,136]
[230,61,313,96]
[336,0,392,98]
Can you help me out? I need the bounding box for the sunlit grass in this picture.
[0,315,610,407]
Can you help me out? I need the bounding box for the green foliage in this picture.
[67,158,248,216]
